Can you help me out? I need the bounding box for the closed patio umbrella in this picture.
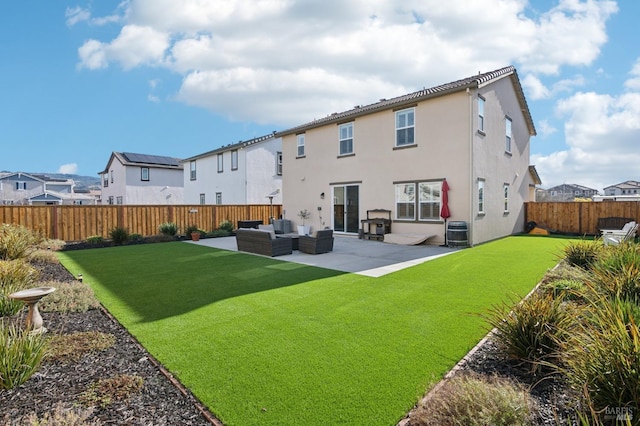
[440,179,450,246]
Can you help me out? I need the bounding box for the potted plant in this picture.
[297,209,311,235]
[185,225,202,241]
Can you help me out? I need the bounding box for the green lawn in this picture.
[58,236,572,426]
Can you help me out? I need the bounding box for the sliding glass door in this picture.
[332,185,359,233]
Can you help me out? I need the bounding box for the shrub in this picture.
[560,297,640,414]
[129,233,144,242]
[158,222,178,236]
[28,248,60,265]
[38,238,66,252]
[562,240,602,270]
[79,374,144,409]
[207,229,231,238]
[0,224,42,261]
[590,243,640,302]
[486,291,573,373]
[218,220,234,233]
[411,373,537,426]
[0,323,47,389]
[86,235,104,244]
[46,331,115,363]
[0,259,39,316]
[39,281,101,313]
[109,227,130,245]
[541,279,587,302]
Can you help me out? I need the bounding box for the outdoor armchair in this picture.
[602,221,638,246]
[298,229,334,254]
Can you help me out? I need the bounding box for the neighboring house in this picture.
[99,152,184,205]
[539,183,599,202]
[603,180,640,196]
[277,66,538,246]
[182,133,282,205]
[0,172,95,205]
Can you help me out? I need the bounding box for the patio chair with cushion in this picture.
[299,229,334,254]
[602,221,638,246]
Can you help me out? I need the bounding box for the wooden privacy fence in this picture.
[0,204,283,242]
[525,202,640,235]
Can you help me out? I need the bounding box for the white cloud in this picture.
[533,89,640,190]
[58,163,78,174]
[624,58,640,91]
[537,119,558,138]
[65,6,90,27]
[77,0,617,125]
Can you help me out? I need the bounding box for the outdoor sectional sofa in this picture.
[235,228,292,257]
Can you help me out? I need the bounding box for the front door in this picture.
[333,185,359,233]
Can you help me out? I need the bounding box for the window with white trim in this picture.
[505,117,512,153]
[116,196,123,205]
[395,183,415,220]
[103,175,108,188]
[199,193,205,205]
[217,153,223,173]
[276,151,282,175]
[478,180,485,214]
[15,182,27,190]
[418,182,441,220]
[190,161,196,180]
[110,170,114,183]
[141,167,149,181]
[503,184,509,212]
[339,123,353,155]
[107,196,114,205]
[216,192,222,205]
[297,134,305,157]
[478,96,485,133]
[395,181,443,221]
[231,150,238,171]
[395,108,415,146]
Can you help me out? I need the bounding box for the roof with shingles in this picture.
[276,65,535,137]
[181,132,278,162]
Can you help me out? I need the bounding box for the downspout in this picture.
[467,87,474,246]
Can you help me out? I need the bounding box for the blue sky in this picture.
[1,0,638,192]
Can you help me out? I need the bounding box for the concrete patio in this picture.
[189,235,460,277]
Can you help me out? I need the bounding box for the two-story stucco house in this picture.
[603,180,640,197]
[540,183,599,202]
[0,172,95,205]
[99,152,184,205]
[182,133,282,205]
[277,66,538,246]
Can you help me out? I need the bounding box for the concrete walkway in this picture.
[188,235,460,277]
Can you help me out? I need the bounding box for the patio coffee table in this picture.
[276,233,300,250]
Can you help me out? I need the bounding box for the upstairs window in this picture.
[478,96,485,133]
[217,153,223,173]
[110,170,114,183]
[231,150,238,171]
[141,167,149,181]
[199,193,205,205]
[276,151,283,176]
[216,192,222,205]
[339,123,354,155]
[190,161,197,180]
[395,108,415,146]
[103,175,108,188]
[297,134,305,157]
[505,117,512,153]
[15,182,27,190]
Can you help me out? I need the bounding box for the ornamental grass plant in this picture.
[0,259,39,316]
[0,322,47,389]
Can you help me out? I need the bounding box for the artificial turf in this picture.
[58,235,572,426]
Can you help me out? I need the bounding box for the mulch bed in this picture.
[1,261,218,425]
[2,256,578,425]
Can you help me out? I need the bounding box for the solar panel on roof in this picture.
[122,152,180,167]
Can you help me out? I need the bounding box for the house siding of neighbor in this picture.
[0,172,94,205]
[604,180,640,196]
[540,183,599,201]
[277,66,536,246]
[99,152,184,205]
[182,134,282,205]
